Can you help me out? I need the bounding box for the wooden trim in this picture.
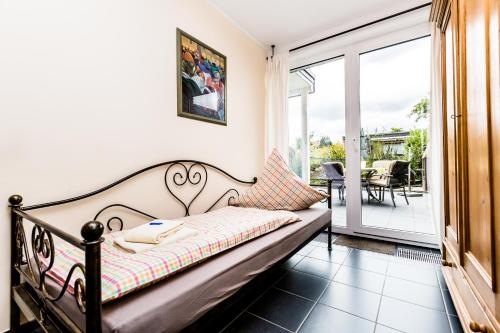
[430,0,444,22]
[439,0,500,328]
[431,0,452,31]
[483,0,497,294]
[456,0,468,267]
[440,0,500,329]
[444,228,460,263]
[464,253,495,306]
[443,245,500,332]
[441,25,450,250]
[459,0,496,310]
[442,0,452,31]
[443,264,499,333]
[488,0,500,302]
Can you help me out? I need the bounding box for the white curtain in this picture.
[429,22,445,246]
[264,54,290,158]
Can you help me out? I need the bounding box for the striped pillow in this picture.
[233,149,328,211]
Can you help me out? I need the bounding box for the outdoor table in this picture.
[361,167,384,202]
[312,167,385,203]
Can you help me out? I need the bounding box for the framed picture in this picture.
[176,28,227,125]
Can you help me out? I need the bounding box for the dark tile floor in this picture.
[24,235,464,333]
[219,235,464,333]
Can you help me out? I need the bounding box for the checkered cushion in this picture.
[233,149,328,211]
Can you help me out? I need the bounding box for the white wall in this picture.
[0,0,266,330]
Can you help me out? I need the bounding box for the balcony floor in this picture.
[316,187,436,235]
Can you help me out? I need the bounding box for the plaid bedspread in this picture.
[44,207,300,302]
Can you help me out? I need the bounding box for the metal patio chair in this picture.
[368,160,410,207]
[322,162,346,201]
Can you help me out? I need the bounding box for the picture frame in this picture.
[176,28,227,126]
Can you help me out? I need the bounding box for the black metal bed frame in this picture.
[8,160,332,333]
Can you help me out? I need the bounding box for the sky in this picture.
[289,36,431,145]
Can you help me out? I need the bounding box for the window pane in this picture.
[307,58,346,228]
[308,59,346,181]
[359,36,434,235]
[288,95,303,178]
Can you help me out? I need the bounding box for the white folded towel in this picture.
[115,227,198,253]
[124,220,184,244]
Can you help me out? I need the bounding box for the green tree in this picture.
[319,136,332,147]
[329,142,346,165]
[391,127,403,133]
[405,129,428,179]
[365,141,397,167]
[409,97,430,121]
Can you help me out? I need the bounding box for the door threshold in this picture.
[331,227,440,249]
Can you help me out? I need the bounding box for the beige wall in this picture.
[0,0,266,330]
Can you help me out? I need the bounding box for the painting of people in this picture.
[177,29,226,125]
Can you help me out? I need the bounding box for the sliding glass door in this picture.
[354,36,437,244]
[289,33,438,246]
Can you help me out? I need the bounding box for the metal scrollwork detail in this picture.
[74,278,86,313]
[43,263,87,312]
[106,217,124,232]
[317,189,329,203]
[90,161,256,228]
[15,220,25,266]
[164,163,208,216]
[15,224,89,313]
[31,225,55,287]
[205,189,240,212]
[94,204,158,232]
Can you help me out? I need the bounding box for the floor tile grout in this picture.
[289,265,448,314]
[218,269,287,333]
[245,311,294,333]
[293,248,352,332]
[273,286,319,302]
[376,323,407,333]
[305,248,454,330]
[372,255,389,332]
[315,301,380,324]
[331,279,383,295]
[221,239,456,333]
[381,295,447,313]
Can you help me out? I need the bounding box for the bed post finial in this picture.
[81,220,104,332]
[9,195,23,206]
[81,221,104,242]
[9,194,23,332]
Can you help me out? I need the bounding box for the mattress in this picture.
[44,207,301,302]
[45,207,331,333]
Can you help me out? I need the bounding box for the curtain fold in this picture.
[429,22,445,245]
[264,54,290,158]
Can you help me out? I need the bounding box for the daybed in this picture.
[9,160,332,333]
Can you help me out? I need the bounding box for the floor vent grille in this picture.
[395,248,441,264]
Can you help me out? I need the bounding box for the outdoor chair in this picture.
[368,160,410,207]
[322,162,346,201]
[371,160,394,172]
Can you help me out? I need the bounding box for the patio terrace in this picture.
[315,187,436,235]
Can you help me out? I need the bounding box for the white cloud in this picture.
[360,37,430,132]
[288,36,430,142]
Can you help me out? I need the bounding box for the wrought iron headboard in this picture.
[21,160,257,231]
